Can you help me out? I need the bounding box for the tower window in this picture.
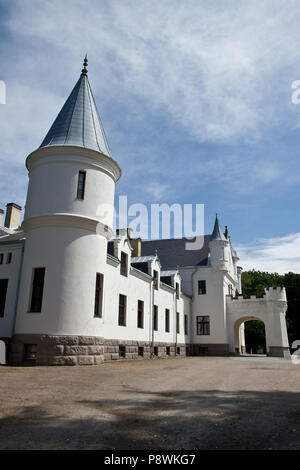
[153,305,158,331]
[198,280,206,295]
[6,253,12,264]
[165,308,170,333]
[94,273,104,317]
[120,252,128,276]
[77,171,86,199]
[0,279,8,317]
[176,282,180,299]
[197,316,210,335]
[118,294,127,326]
[29,268,45,313]
[137,300,144,328]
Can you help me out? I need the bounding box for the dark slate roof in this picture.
[141,236,211,269]
[40,65,110,155]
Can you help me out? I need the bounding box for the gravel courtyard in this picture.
[0,356,299,450]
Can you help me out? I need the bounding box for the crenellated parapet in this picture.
[226,286,287,303]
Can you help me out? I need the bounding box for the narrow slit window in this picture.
[0,254,4,264]
[30,268,45,313]
[77,171,86,199]
[6,253,12,264]
[176,312,180,334]
[94,273,104,317]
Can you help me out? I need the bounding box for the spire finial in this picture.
[81,54,88,76]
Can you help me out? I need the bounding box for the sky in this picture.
[0,0,299,273]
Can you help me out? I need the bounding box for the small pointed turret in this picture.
[39,56,111,156]
[211,214,226,241]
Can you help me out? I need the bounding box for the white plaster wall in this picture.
[0,244,23,338]
[15,226,108,336]
[25,157,116,229]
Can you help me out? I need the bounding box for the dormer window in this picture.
[153,270,159,290]
[120,252,128,276]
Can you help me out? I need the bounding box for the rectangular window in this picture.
[197,315,210,335]
[77,171,86,199]
[165,308,170,333]
[184,315,188,335]
[137,300,144,328]
[166,346,170,356]
[118,294,127,326]
[153,346,158,356]
[153,270,159,290]
[120,252,128,276]
[30,268,45,313]
[6,253,12,264]
[176,346,181,355]
[198,280,206,295]
[119,346,126,358]
[0,279,8,317]
[138,346,144,357]
[176,282,180,300]
[0,254,3,264]
[176,312,180,334]
[24,344,37,362]
[94,273,104,317]
[153,305,158,331]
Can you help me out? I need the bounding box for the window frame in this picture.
[118,294,127,326]
[76,170,86,200]
[165,308,170,333]
[137,299,144,328]
[198,280,206,295]
[94,273,104,318]
[196,315,210,335]
[29,267,45,313]
[153,304,158,331]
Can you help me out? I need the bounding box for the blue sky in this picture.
[0,0,299,273]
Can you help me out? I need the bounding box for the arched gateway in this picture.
[226,287,290,359]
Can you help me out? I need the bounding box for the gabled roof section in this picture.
[40,56,111,156]
[141,236,211,269]
[211,214,226,241]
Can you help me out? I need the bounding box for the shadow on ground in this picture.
[0,389,299,450]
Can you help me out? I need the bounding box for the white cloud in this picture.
[236,233,300,274]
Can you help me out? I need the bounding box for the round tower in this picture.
[12,58,121,365]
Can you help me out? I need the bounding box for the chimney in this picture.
[131,238,142,257]
[0,209,4,225]
[4,203,22,229]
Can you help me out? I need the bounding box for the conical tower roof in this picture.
[211,214,226,241]
[40,56,111,156]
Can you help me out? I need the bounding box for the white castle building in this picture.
[0,59,291,365]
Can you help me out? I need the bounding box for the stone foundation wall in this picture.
[10,334,105,366]
[104,339,187,361]
[9,334,187,366]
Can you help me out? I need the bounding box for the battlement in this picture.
[226,285,287,302]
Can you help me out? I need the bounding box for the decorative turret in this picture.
[14,58,121,349]
[209,214,229,271]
